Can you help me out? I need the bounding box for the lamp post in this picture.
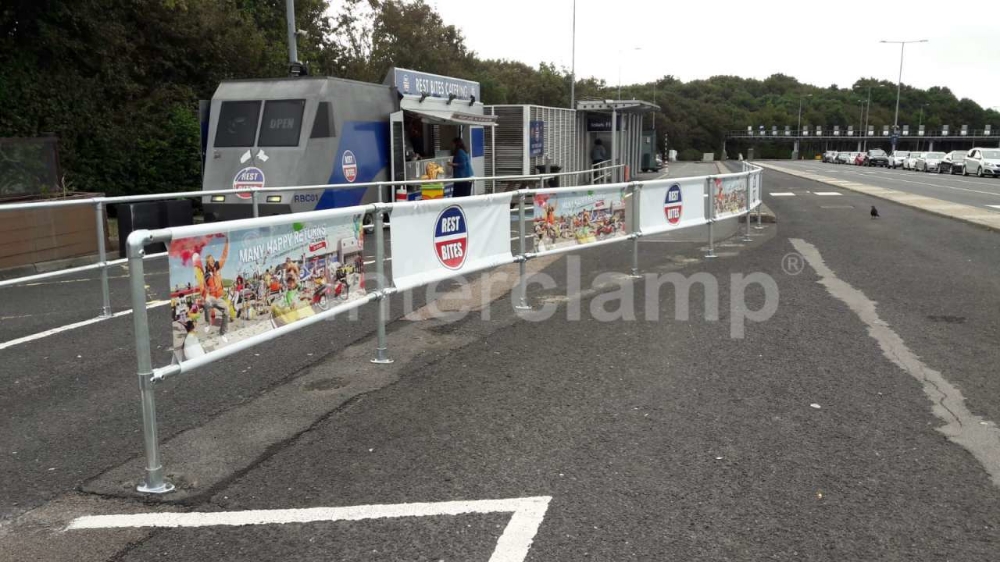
[862,85,873,151]
[858,99,865,151]
[570,0,576,109]
[880,39,928,151]
[797,94,812,138]
[917,103,928,150]
[796,94,811,159]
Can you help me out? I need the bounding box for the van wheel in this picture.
[978,166,984,177]
[963,167,969,176]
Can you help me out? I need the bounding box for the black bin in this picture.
[534,165,562,187]
[117,200,194,258]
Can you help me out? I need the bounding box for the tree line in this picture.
[3,0,997,195]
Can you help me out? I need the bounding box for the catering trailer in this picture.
[200,68,496,222]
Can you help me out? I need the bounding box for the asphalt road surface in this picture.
[3,162,1000,561]
[776,159,1000,211]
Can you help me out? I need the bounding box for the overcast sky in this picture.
[399,0,1000,112]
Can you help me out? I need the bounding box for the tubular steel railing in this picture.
[122,164,764,494]
[0,167,625,320]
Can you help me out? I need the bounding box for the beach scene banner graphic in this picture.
[713,176,748,219]
[168,214,366,362]
[533,188,628,252]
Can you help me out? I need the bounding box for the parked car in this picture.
[915,151,946,172]
[823,151,838,163]
[904,152,925,170]
[854,152,866,165]
[865,149,889,167]
[836,152,853,164]
[963,147,1000,177]
[889,150,909,169]
[938,151,966,175]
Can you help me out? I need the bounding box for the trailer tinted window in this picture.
[310,102,334,138]
[258,99,305,146]
[215,101,261,147]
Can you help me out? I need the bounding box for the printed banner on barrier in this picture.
[713,175,748,219]
[638,178,707,235]
[533,188,628,252]
[750,171,762,207]
[389,193,514,291]
[167,213,366,362]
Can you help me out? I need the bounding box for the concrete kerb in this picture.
[755,162,1000,232]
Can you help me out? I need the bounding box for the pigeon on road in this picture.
[870,206,880,219]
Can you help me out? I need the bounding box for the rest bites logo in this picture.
[232,167,265,200]
[664,184,682,225]
[433,205,468,269]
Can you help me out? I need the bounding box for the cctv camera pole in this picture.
[285,0,298,63]
[881,39,927,152]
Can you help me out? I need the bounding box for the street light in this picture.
[797,94,812,138]
[796,94,812,159]
[880,39,928,150]
[570,0,576,109]
[917,103,928,150]
[862,84,883,151]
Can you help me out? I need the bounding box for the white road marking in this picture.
[362,257,392,265]
[986,205,1000,210]
[0,301,170,351]
[790,238,1000,488]
[814,192,843,196]
[769,192,796,197]
[818,167,1000,196]
[68,496,552,562]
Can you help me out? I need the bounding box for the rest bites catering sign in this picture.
[388,67,481,102]
[388,194,514,291]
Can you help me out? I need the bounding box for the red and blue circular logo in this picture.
[342,150,358,182]
[664,184,683,225]
[434,205,468,270]
[233,167,265,200]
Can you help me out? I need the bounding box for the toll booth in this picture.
[576,99,658,182]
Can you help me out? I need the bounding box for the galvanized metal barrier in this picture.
[0,167,623,325]
[123,163,764,494]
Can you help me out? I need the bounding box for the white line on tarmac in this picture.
[790,238,1000,488]
[769,192,796,197]
[68,496,553,562]
[814,192,843,196]
[0,301,170,351]
[986,205,1000,210]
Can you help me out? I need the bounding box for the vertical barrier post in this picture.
[629,182,641,278]
[742,172,753,242]
[705,176,717,259]
[514,188,532,311]
[252,190,260,218]
[128,233,174,494]
[754,170,764,230]
[371,205,393,364]
[95,201,112,318]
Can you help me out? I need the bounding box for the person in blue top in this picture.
[448,137,474,197]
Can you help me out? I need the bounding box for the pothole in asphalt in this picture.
[926,315,966,324]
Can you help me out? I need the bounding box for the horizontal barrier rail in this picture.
[0,167,623,323]
[122,163,764,494]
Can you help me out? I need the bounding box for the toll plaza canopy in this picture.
[577,99,658,180]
